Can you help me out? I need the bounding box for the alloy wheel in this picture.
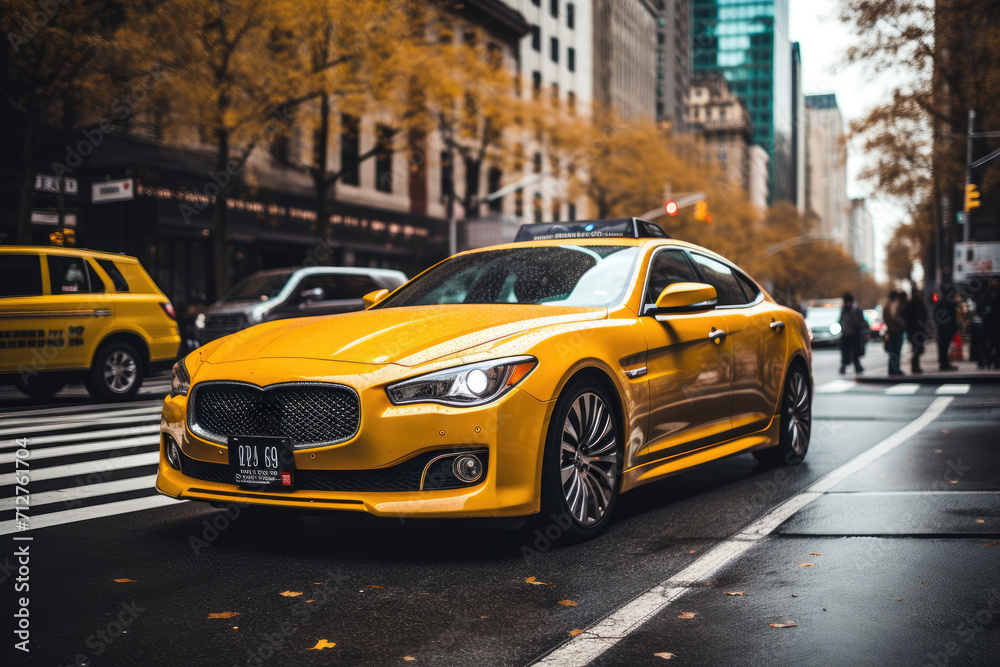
[559,392,619,526]
[103,350,138,394]
[784,369,811,456]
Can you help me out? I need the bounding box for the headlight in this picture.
[194,313,206,329]
[170,360,191,397]
[386,356,537,407]
[829,323,842,335]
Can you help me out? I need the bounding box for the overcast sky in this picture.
[790,0,906,281]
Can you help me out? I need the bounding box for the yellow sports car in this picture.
[156,219,811,540]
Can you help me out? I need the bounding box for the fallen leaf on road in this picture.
[949,480,959,484]
[112,578,136,583]
[280,591,303,597]
[704,582,712,586]
[723,592,745,596]
[654,652,676,660]
[897,599,903,602]
[934,449,943,454]
[308,639,336,650]
[306,600,314,603]
[404,657,416,662]
[557,600,578,607]
[941,430,950,434]
[976,520,985,524]
[797,563,814,567]
[366,585,384,589]
[922,583,928,586]
[207,612,240,619]
[526,577,555,586]
[982,541,1000,548]
[688,550,697,554]
[809,552,822,556]
[569,629,585,637]
[770,621,798,628]
[312,582,322,585]
[677,612,698,619]
[233,626,238,629]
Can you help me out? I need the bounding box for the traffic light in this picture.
[694,200,708,222]
[965,184,981,212]
[664,200,678,216]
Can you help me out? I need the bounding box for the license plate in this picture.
[228,435,294,490]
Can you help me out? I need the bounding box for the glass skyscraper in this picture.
[692,0,791,203]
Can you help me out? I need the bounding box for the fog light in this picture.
[452,454,483,483]
[165,435,181,471]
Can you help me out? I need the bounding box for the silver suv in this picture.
[193,266,407,346]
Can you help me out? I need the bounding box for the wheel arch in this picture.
[91,331,151,375]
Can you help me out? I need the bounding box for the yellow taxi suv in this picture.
[156,219,812,540]
[0,247,180,401]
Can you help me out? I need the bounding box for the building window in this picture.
[567,3,575,28]
[440,151,452,203]
[551,82,559,107]
[340,114,360,186]
[568,202,576,221]
[531,25,540,51]
[533,193,543,224]
[532,0,540,5]
[532,71,541,99]
[515,191,524,217]
[567,91,576,115]
[375,125,393,193]
[550,0,558,18]
[533,152,542,174]
[658,32,665,45]
[568,47,575,72]
[550,37,559,63]
[488,167,503,213]
[487,43,502,69]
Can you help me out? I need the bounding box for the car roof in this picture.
[243,266,408,280]
[0,245,139,263]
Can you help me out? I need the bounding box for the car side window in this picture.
[0,254,44,297]
[645,248,699,306]
[339,274,380,298]
[47,256,103,294]
[295,275,339,301]
[96,259,129,292]
[734,270,761,302]
[688,253,747,306]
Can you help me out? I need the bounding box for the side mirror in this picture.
[652,282,718,313]
[363,288,390,309]
[299,286,324,302]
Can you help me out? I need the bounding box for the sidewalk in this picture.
[854,340,1000,384]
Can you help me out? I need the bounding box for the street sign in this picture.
[956,212,966,225]
[954,242,1000,281]
[92,179,134,203]
[35,174,78,195]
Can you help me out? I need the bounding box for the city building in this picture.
[593,0,658,122]
[805,93,850,248]
[790,41,805,212]
[692,0,793,204]
[654,0,692,132]
[849,198,875,273]
[748,144,769,209]
[687,74,753,192]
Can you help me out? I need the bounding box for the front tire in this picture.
[86,342,143,402]
[540,378,622,542]
[754,364,811,466]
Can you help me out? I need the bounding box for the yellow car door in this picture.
[0,252,51,377]
[637,247,734,464]
[42,254,115,371]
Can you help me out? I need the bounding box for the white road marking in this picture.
[0,451,159,486]
[0,494,181,536]
[0,474,157,511]
[0,434,158,464]
[0,412,162,437]
[936,384,971,395]
[0,405,161,431]
[815,379,856,394]
[533,397,954,666]
[0,423,160,451]
[0,399,162,419]
[885,383,920,395]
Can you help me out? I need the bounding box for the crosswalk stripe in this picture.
[885,383,920,395]
[0,474,157,512]
[0,435,158,464]
[0,398,163,419]
[0,451,159,486]
[0,423,160,451]
[0,405,161,430]
[0,412,163,438]
[816,379,856,394]
[0,494,182,536]
[936,384,971,395]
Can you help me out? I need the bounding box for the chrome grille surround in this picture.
[188,381,361,449]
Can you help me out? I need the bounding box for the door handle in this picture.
[770,320,785,332]
[709,328,727,344]
[94,309,112,318]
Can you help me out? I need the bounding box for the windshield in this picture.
[805,307,841,326]
[378,245,641,308]
[220,271,294,302]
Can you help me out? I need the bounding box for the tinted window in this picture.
[48,256,102,294]
[339,274,380,298]
[0,254,44,297]
[645,248,699,305]
[222,271,294,302]
[96,259,129,292]
[688,253,747,306]
[734,270,761,301]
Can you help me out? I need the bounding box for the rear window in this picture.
[96,259,129,292]
[0,254,44,297]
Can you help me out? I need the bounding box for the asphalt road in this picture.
[2,347,999,667]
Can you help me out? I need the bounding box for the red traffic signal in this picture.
[664,201,678,216]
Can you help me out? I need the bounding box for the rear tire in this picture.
[15,374,66,400]
[539,377,622,543]
[754,364,811,466]
[86,342,143,402]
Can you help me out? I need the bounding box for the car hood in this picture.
[199,304,607,367]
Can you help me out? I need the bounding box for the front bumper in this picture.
[155,376,555,518]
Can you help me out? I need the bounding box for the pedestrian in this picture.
[983,278,1000,369]
[884,290,907,376]
[902,288,929,374]
[934,284,959,371]
[838,292,865,374]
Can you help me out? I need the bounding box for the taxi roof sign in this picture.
[514,218,670,243]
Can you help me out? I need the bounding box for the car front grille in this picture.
[190,382,360,448]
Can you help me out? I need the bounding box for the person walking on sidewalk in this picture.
[934,285,959,371]
[839,292,866,374]
[903,288,929,374]
[885,290,907,376]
